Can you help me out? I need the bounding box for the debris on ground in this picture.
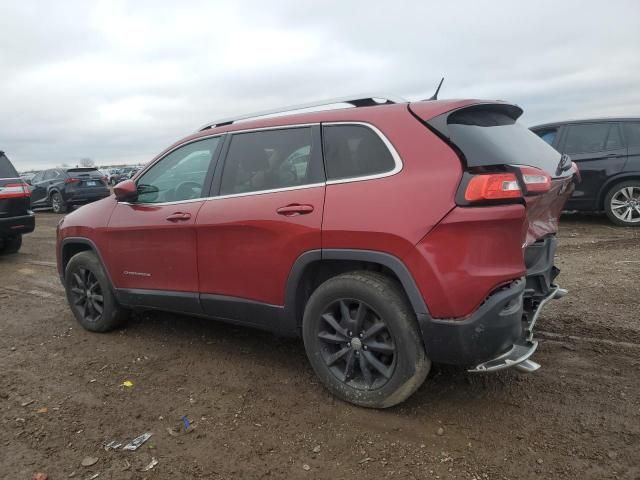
[123,432,153,451]
[32,473,48,480]
[36,407,48,414]
[21,400,34,407]
[81,456,99,467]
[437,427,445,436]
[104,440,122,451]
[302,464,311,471]
[312,445,321,453]
[141,457,159,471]
[86,473,100,480]
[120,380,134,388]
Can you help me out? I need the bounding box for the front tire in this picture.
[605,181,640,227]
[302,271,430,408]
[0,234,22,255]
[51,192,67,214]
[64,251,128,332]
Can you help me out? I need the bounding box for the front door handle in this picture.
[166,212,192,221]
[276,204,314,216]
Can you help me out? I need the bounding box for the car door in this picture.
[104,136,223,313]
[28,171,45,206]
[30,170,57,206]
[558,122,626,210]
[195,125,325,328]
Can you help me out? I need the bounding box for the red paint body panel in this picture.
[322,108,461,256]
[405,205,527,318]
[523,178,574,246]
[105,201,205,292]
[56,196,117,276]
[195,186,324,305]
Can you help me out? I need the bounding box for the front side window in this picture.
[322,125,396,181]
[136,137,220,203]
[220,127,318,195]
[563,123,612,154]
[536,128,558,146]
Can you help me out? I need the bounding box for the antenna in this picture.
[427,77,444,101]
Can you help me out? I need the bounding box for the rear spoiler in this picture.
[416,102,524,140]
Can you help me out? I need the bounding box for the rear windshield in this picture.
[66,168,102,176]
[0,153,20,178]
[431,106,568,178]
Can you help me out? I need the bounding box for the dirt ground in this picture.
[1,212,638,480]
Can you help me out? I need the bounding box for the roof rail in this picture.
[197,94,407,131]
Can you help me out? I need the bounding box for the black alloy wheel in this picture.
[69,267,104,324]
[317,299,396,390]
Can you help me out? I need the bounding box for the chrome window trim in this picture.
[322,121,403,185]
[120,182,326,207]
[124,121,403,207]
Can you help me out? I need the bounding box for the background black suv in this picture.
[0,151,34,254]
[532,118,640,226]
[30,167,110,213]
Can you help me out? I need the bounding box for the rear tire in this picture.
[302,271,430,408]
[64,251,128,332]
[604,180,640,227]
[0,234,22,255]
[51,192,67,214]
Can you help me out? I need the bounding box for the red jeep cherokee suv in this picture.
[56,95,577,408]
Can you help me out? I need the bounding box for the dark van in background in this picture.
[0,151,34,254]
[531,119,640,226]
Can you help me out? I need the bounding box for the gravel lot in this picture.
[1,212,638,479]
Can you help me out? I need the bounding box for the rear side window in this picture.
[0,153,19,178]
[563,123,612,154]
[322,125,396,181]
[623,122,640,147]
[44,170,62,180]
[220,127,320,195]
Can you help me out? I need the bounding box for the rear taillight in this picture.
[0,182,30,199]
[65,177,81,184]
[464,173,522,202]
[461,165,554,204]
[520,166,551,194]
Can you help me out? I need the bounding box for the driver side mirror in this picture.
[113,179,138,202]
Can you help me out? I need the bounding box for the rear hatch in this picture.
[409,102,576,246]
[0,152,31,219]
[65,168,109,194]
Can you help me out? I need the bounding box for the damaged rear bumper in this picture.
[417,235,563,372]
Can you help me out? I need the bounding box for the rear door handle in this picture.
[166,212,192,221]
[276,204,314,216]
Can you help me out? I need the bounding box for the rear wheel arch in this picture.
[598,174,640,210]
[284,250,429,331]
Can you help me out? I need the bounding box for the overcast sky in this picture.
[2,0,639,171]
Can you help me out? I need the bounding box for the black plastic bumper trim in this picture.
[0,212,35,236]
[417,278,526,365]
